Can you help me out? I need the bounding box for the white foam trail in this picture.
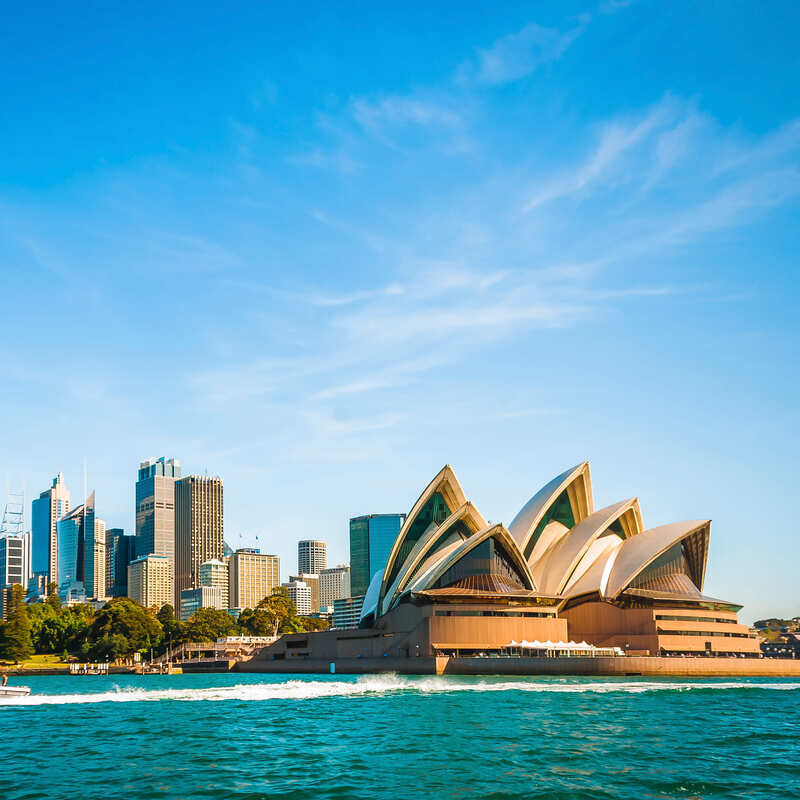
[2,675,798,706]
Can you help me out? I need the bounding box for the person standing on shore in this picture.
[2,674,8,686]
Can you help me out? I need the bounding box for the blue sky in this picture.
[1,1,798,622]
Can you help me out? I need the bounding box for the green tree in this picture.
[46,582,62,611]
[157,604,176,626]
[85,598,162,657]
[242,587,296,637]
[297,616,329,632]
[1,585,34,662]
[156,604,182,655]
[88,633,131,661]
[183,608,237,642]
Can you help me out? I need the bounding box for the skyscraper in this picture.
[298,540,327,574]
[56,502,87,601]
[0,532,31,589]
[284,580,312,616]
[135,457,180,562]
[349,514,406,596]
[199,558,229,609]
[56,491,105,601]
[228,548,280,610]
[105,528,136,598]
[81,493,104,600]
[319,565,351,610]
[31,472,70,585]
[179,585,223,621]
[128,554,173,609]
[174,475,223,609]
[289,572,320,613]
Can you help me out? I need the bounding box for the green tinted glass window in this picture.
[523,490,575,560]
[386,491,450,588]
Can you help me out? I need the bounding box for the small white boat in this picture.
[0,685,31,698]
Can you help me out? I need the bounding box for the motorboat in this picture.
[0,685,31,698]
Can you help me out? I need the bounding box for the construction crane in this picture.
[0,489,25,535]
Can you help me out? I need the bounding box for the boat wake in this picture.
[3,674,800,706]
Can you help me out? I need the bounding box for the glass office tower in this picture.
[31,472,70,583]
[106,528,136,597]
[349,513,406,596]
[56,504,85,601]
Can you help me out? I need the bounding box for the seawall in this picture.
[236,655,800,677]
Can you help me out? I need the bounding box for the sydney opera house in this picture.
[263,462,758,662]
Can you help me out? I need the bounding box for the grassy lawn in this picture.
[0,654,70,670]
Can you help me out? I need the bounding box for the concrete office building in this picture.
[128,554,173,610]
[284,580,312,616]
[179,585,223,621]
[349,513,406,596]
[105,528,136,598]
[199,558,229,609]
[333,595,364,630]
[135,457,180,562]
[174,475,223,609]
[92,518,107,601]
[228,549,280,610]
[31,472,70,585]
[0,532,31,589]
[298,540,327,575]
[319,565,350,610]
[289,572,319,613]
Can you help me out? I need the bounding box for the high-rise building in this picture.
[333,595,365,630]
[91,518,107,601]
[289,572,319,613]
[56,499,93,601]
[0,532,31,589]
[54,493,104,601]
[284,580,312,616]
[319,565,351,610]
[80,493,104,601]
[135,457,180,562]
[174,475,223,609]
[105,528,136,598]
[179,585,223,621]
[298,540,327,574]
[27,572,48,602]
[199,558,229,609]
[128,554,173,609]
[228,548,280,610]
[31,472,70,585]
[349,513,406,596]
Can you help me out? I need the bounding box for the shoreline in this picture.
[234,654,800,678]
[5,656,800,678]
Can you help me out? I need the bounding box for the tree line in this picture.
[0,583,328,664]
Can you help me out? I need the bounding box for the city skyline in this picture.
[1,2,799,624]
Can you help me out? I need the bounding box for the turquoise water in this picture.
[2,673,799,799]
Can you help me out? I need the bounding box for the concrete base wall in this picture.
[236,654,800,677]
[440,656,800,677]
[236,657,439,675]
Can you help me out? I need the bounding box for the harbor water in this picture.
[2,672,799,799]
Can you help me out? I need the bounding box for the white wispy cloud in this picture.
[352,96,463,132]
[288,148,363,175]
[524,95,681,210]
[468,16,590,85]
